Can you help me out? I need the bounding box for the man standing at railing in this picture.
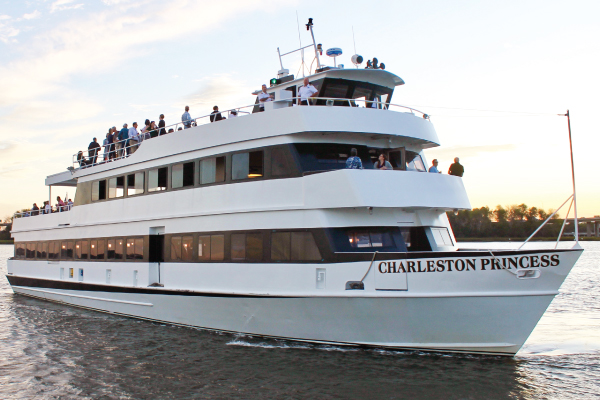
[88,137,101,165]
[117,124,128,158]
[298,77,318,106]
[128,122,140,154]
[257,84,272,112]
[182,106,192,129]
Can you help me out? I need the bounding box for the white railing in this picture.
[14,204,73,219]
[70,97,430,170]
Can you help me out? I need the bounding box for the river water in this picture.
[1,242,598,399]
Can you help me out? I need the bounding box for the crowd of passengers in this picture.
[22,196,73,217]
[75,78,326,168]
[346,148,465,177]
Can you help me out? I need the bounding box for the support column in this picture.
[49,186,52,210]
[586,222,591,237]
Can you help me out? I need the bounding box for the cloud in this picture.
[0,15,11,21]
[23,10,41,20]
[50,0,84,13]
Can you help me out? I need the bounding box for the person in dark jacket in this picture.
[210,106,224,122]
[158,114,166,135]
[88,137,101,165]
[448,157,464,177]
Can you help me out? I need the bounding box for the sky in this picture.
[0,0,598,220]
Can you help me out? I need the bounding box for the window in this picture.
[198,234,224,261]
[127,172,144,196]
[75,240,89,260]
[108,238,124,260]
[126,238,144,260]
[91,239,105,260]
[38,242,48,259]
[108,176,125,198]
[271,147,295,177]
[200,156,226,185]
[49,242,59,260]
[170,236,182,261]
[61,241,74,259]
[231,233,263,261]
[92,180,107,201]
[271,232,322,261]
[388,150,403,170]
[149,167,168,192]
[170,236,192,261]
[172,162,194,189]
[431,227,453,246]
[406,151,426,172]
[26,243,36,259]
[348,230,394,249]
[15,243,25,258]
[232,151,263,180]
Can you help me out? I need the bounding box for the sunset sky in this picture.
[0,0,598,219]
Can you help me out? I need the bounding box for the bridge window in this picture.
[232,151,263,180]
[172,162,194,189]
[406,151,426,172]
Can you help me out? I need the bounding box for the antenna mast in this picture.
[306,18,321,70]
[563,109,581,248]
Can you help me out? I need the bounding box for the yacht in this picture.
[6,24,583,356]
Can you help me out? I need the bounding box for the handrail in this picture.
[14,204,72,219]
[70,97,430,170]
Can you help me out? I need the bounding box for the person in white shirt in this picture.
[298,77,318,105]
[257,85,272,112]
[128,122,140,154]
[44,201,51,214]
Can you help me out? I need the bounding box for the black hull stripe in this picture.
[7,275,296,298]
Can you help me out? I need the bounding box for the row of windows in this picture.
[86,144,427,204]
[14,238,145,261]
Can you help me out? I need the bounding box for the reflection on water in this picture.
[1,243,599,399]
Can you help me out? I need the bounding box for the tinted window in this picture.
[48,242,59,259]
[200,156,226,184]
[108,176,125,198]
[210,235,224,261]
[127,172,144,196]
[328,228,407,253]
[114,238,124,259]
[232,151,263,180]
[75,240,89,260]
[231,233,263,261]
[172,162,194,189]
[271,231,321,261]
[92,180,107,201]
[170,236,182,261]
[127,238,144,260]
[271,147,296,177]
[148,167,168,192]
[91,239,105,260]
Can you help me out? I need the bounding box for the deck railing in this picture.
[71,97,430,170]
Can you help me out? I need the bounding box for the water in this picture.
[1,242,599,399]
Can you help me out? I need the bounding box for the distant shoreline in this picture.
[0,240,14,244]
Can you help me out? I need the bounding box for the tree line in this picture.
[447,204,568,239]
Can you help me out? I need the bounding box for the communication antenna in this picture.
[352,26,357,55]
[296,11,305,77]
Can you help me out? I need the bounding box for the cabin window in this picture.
[172,162,194,189]
[271,232,321,261]
[91,239,105,260]
[401,227,432,252]
[38,242,48,259]
[327,228,407,253]
[148,167,168,192]
[127,172,145,196]
[92,180,107,201]
[271,147,295,177]
[15,243,25,258]
[48,242,59,259]
[26,243,36,259]
[231,233,263,261]
[75,240,90,260]
[60,241,74,259]
[108,176,125,198]
[107,238,124,260]
[126,238,144,260]
[170,235,193,261]
[406,151,426,172]
[198,234,224,261]
[200,156,226,184]
[232,151,263,180]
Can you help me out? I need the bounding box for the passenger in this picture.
[182,106,192,129]
[229,109,238,118]
[158,114,166,136]
[149,121,158,138]
[210,106,225,122]
[298,77,318,106]
[177,127,182,131]
[374,153,393,170]
[191,121,197,127]
[117,124,129,158]
[168,128,174,133]
[67,199,74,210]
[44,201,51,214]
[257,84,272,111]
[140,119,151,140]
[77,151,87,167]
[31,203,39,216]
[103,129,112,161]
[88,137,101,165]
[346,148,363,169]
[428,159,441,173]
[448,157,464,177]
[128,122,140,154]
[56,196,65,212]
[109,127,117,160]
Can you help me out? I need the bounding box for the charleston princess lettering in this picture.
[378,254,560,273]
